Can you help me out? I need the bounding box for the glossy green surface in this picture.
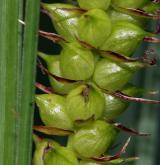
[80,161,101,165]
[36,94,74,130]
[41,3,80,21]
[38,52,79,94]
[33,139,79,165]
[66,84,105,121]
[112,0,149,8]
[108,9,144,27]
[44,142,79,165]
[104,84,141,119]
[78,9,112,48]
[68,120,117,158]
[50,77,79,95]
[80,157,139,165]
[77,0,111,10]
[100,21,148,56]
[60,42,95,80]
[93,57,143,91]
[33,140,48,165]
[41,3,81,41]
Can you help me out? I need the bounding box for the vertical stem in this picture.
[0,0,40,165]
[0,0,19,164]
[16,0,40,164]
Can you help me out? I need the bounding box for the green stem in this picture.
[0,0,40,165]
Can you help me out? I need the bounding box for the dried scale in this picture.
[34,0,160,165]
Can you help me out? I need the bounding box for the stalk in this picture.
[0,0,40,165]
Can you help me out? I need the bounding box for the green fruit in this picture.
[80,157,140,165]
[33,139,48,165]
[68,120,117,158]
[41,3,81,41]
[36,94,73,130]
[79,160,120,165]
[41,3,80,21]
[49,77,80,95]
[108,2,160,28]
[77,0,111,10]
[78,9,112,48]
[104,84,142,119]
[143,2,160,13]
[100,21,149,56]
[80,160,101,165]
[44,141,79,165]
[112,0,149,8]
[66,84,105,122]
[108,9,144,27]
[60,42,95,80]
[93,56,143,91]
[38,52,79,94]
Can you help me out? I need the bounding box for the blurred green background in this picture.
[37,0,160,164]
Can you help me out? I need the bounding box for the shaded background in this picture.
[37,0,160,164]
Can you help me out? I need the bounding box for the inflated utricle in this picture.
[41,3,82,41]
[67,120,118,158]
[34,0,159,164]
[77,9,112,48]
[33,138,79,165]
[38,52,80,94]
[77,0,111,10]
[35,94,74,130]
[93,55,143,91]
[112,0,149,8]
[66,83,105,122]
[100,21,149,56]
[60,42,95,80]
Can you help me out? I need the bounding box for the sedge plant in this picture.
[34,0,160,165]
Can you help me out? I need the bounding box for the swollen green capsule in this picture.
[108,2,160,28]
[41,3,81,41]
[93,56,144,91]
[80,160,101,165]
[68,120,117,158]
[38,52,79,94]
[104,84,142,119]
[33,139,48,165]
[79,160,118,165]
[77,9,112,48]
[80,161,115,165]
[143,2,160,13]
[112,0,149,8]
[66,84,105,122]
[100,21,149,56]
[44,141,79,165]
[77,0,111,10]
[60,42,95,80]
[36,94,74,130]
[80,157,139,165]
[108,9,144,27]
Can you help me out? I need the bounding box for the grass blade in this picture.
[0,0,40,164]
